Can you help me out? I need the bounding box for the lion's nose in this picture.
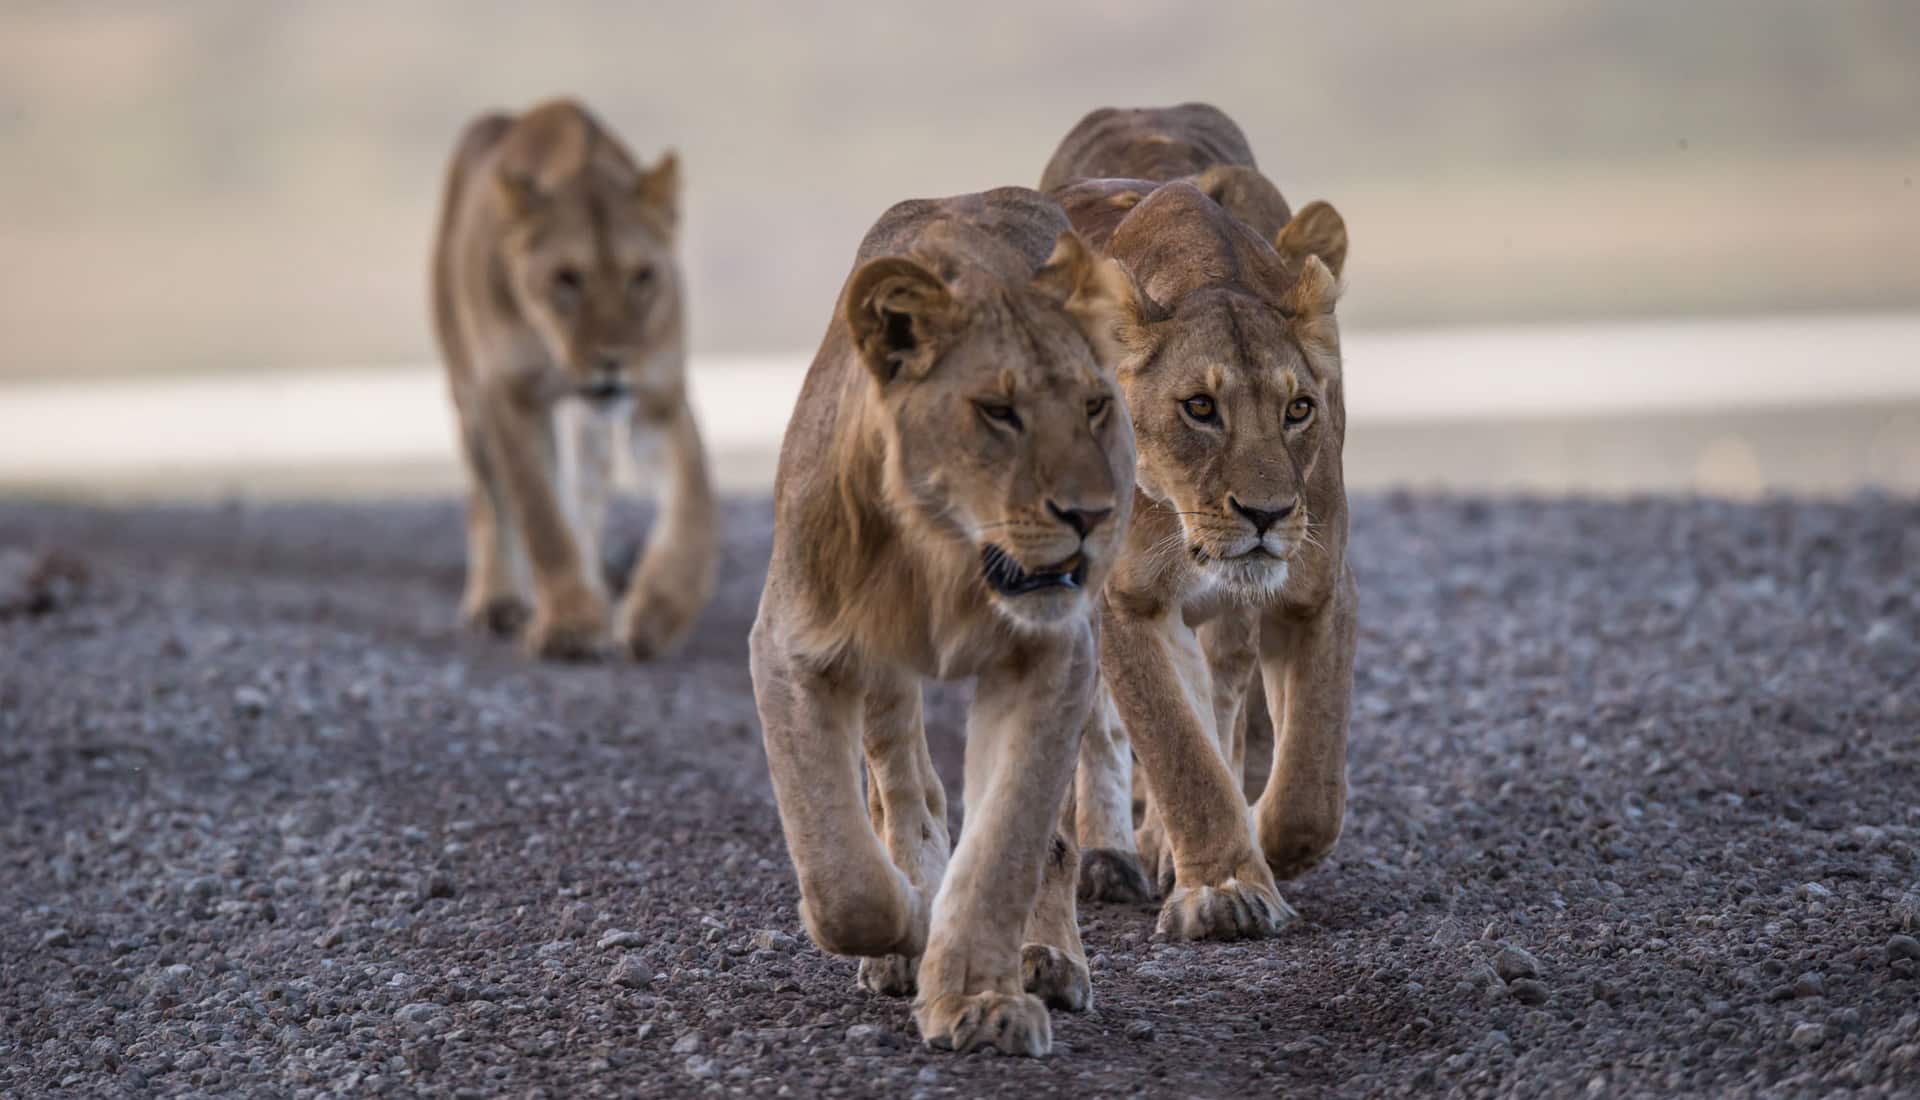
[1229,496,1298,534]
[1048,501,1113,538]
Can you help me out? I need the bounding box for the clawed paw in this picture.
[618,588,701,661]
[916,990,1051,1056]
[857,954,918,998]
[1155,877,1297,942]
[1021,944,1091,1012]
[1078,847,1155,904]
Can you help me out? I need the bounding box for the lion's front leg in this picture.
[915,636,1094,1056]
[479,384,608,660]
[616,399,717,660]
[751,628,926,964]
[1255,568,1357,879]
[1104,599,1295,942]
[1074,685,1153,903]
[856,673,949,998]
[453,416,529,636]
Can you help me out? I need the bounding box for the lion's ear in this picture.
[1032,231,1151,367]
[1192,164,1293,239]
[637,150,680,225]
[495,169,541,218]
[845,257,959,384]
[1274,200,1348,282]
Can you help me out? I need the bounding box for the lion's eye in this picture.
[976,401,1022,430]
[1086,396,1110,421]
[1182,395,1218,423]
[1285,397,1315,425]
[552,268,583,300]
[629,266,656,293]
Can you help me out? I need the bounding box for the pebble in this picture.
[1790,1022,1826,1050]
[750,929,798,952]
[1508,979,1550,1005]
[597,929,646,950]
[608,956,651,990]
[1792,972,1825,999]
[233,686,269,717]
[1494,945,1541,983]
[685,1054,718,1079]
[1888,935,1920,963]
[845,1023,894,1049]
[1125,1019,1155,1041]
[394,1003,441,1028]
[39,927,73,949]
[671,1033,703,1055]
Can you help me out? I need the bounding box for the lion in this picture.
[750,186,1138,1055]
[1043,104,1356,941]
[431,98,717,661]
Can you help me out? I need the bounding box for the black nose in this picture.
[1048,501,1113,538]
[1229,496,1297,534]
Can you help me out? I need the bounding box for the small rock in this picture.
[233,686,270,717]
[608,956,651,990]
[395,1003,441,1028]
[1493,945,1541,983]
[39,927,73,949]
[845,1023,895,1048]
[1791,1022,1826,1049]
[1792,972,1825,999]
[1125,1019,1155,1041]
[423,872,454,899]
[749,928,798,952]
[671,1033,703,1055]
[685,1054,718,1079]
[1888,935,1920,963]
[597,929,645,950]
[1798,881,1833,901]
[1508,979,1550,1005]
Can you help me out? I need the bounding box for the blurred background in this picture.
[1,0,1916,498]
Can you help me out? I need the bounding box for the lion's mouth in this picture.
[579,379,630,405]
[981,545,1087,596]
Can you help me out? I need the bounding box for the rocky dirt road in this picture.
[3,495,1917,1098]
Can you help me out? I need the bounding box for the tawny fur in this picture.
[1042,104,1359,941]
[751,187,1138,1055]
[431,99,717,661]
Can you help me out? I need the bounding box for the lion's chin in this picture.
[1194,546,1292,598]
[987,585,1093,632]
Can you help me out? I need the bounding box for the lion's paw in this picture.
[461,593,528,639]
[1078,847,1155,904]
[916,990,1051,1056]
[618,583,703,661]
[1155,877,1298,942]
[1021,944,1090,1012]
[857,954,917,998]
[523,588,609,662]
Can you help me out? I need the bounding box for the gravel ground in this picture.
[3,493,1918,1098]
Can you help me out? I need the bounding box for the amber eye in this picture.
[552,267,583,301]
[1086,396,1110,422]
[629,265,656,293]
[1285,397,1315,425]
[1182,395,1218,423]
[976,401,1022,429]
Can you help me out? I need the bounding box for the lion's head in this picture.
[1095,181,1349,598]
[843,229,1139,630]
[490,101,684,422]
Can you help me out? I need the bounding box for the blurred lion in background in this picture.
[432,98,716,660]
